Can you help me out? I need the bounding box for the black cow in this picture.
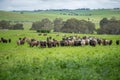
[8,39,11,43]
[39,41,47,48]
[116,40,119,45]
[1,37,8,43]
[89,39,97,47]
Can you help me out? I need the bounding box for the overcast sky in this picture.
[0,0,120,10]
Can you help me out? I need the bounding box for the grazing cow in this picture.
[60,37,69,46]
[1,37,8,43]
[97,38,103,45]
[43,33,47,36]
[8,39,11,43]
[17,37,26,45]
[102,39,112,46]
[46,37,54,48]
[108,40,112,45]
[29,40,39,47]
[39,41,47,48]
[25,38,31,44]
[85,39,90,45]
[102,39,108,46]
[38,33,42,36]
[68,39,74,46]
[53,39,60,47]
[60,40,65,46]
[89,39,97,47]
[116,40,119,45]
[74,40,81,46]
[81,39,86,46]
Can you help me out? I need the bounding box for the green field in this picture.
[0,30,120,80]
[0,9,120,80]
[0,9,120,29]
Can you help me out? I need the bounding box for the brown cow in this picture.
[53,39,60,47]
[17,37,26,45]
[46,37,54,48]
[29,40,39,47]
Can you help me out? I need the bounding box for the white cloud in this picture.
[0,0,120,10]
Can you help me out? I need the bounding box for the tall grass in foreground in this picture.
[0,30,120,80]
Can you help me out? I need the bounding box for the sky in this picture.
[0,0,120,10]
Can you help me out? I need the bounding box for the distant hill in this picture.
[0,9,120,29]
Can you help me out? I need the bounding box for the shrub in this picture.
[36,30,50,33]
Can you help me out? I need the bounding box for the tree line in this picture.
[0,17,120,34]
[98,17,120,34]
[30,18,95,34]
[0,20,24,30]
[31,17,120,34]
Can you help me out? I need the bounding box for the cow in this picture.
[97,38,103,45]
[60,37,69,46]
[29,40,39,47]
[39,41,47,48]
[46,37,54,48]
[89,39,97,47]
[1,37,8,43]
[68,39,74,46]
[53,39,60,47]
[43,33,47,36]
[116,40,119,45]
[102,39,112,46]
[81,39,86,46]
[17,37,26,45]
[108,40,112,45]
[74,40,81,46]
[8,39,11,43]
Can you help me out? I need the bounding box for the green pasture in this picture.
[0,9,120,80]
[0,30,120,80]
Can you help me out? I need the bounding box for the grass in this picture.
[0,30,120,80]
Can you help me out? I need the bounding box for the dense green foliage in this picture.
[98,17,120,34]
[31,18,95,33]
[61,18,95,33]
[0,20,24,30]
[54,18,63,32]
[37,30,50,33]
[30,18,53,30]
[0,20,10,29]
[0,30,120,80]
[11,23,24,30]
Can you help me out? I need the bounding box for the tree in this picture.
[30,21,42,30]
[0,20,10,29]
[12,23,24,30]
[97,18,120,34]
[41,18,53,30]
[61,18,95,33]
[99,18,108,29]
[54,18,63,32]
[30,18,53,31]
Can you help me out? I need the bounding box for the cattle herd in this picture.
[0,36,120,48]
